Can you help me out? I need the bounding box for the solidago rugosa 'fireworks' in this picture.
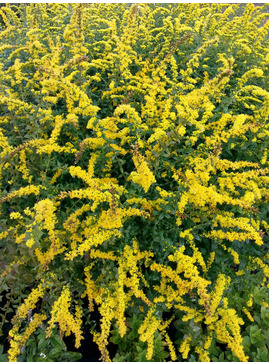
[0,3,268,362]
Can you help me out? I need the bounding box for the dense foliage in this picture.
[0,3,269,362]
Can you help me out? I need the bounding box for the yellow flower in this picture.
[81,266,99,312]
[138,305,161,360]
[46,286,84,348]
[9,212,22,220]
[206,274,230,322]
[179,336,192,359]
[195,346,210,362]
[127,149,156,193]
[115,261,127,337]
[8,314,46,362]
[164,332,177,361]
[242,307,254,322]
[247,295,253,307]
[13,283,45,324]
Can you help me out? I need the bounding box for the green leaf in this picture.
[242,335,251,349]
[0,345,8,362]
[48,347,62,358]
[256,346,269,362]
[37,334,46,351]
[113,353,125,362]
[250,327,265,347]
[50,335,66,351]
[61,351,82,361]
[261,306,269,327]
[137,348,147,362]
[219,351,225,361]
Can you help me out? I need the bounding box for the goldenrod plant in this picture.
[0,3,269,362]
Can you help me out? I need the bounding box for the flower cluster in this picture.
[0,3,268,362]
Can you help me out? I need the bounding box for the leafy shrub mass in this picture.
[0,3,269,362]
